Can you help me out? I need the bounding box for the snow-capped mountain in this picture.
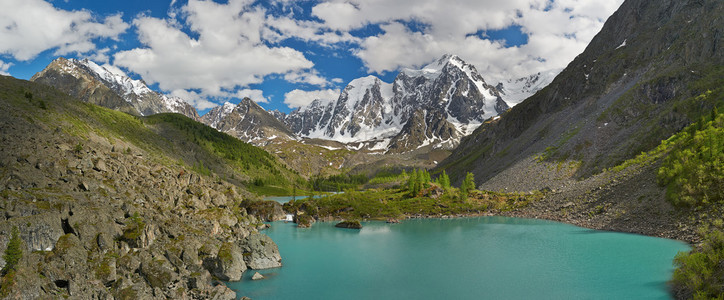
[278,54,514,153]
[200,98,295,145]
[31,57,199,120]
[495,69,561,106]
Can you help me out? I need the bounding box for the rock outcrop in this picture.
[200,98,296,145]
[0,76,282,299]
[335,220,363,229]
[240,233,282,269]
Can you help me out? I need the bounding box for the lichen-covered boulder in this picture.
[239,233,282,269]
[206,242,247,281]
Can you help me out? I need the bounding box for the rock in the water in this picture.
[386,218,400,224]
[209,243,247,281]
[294,214,315,228]
[251,272,265,280]
[241,200,286,222]
[335,220,362,229]
[240,233,282,269]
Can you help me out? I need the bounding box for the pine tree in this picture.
[423,170,431,184]
[408,169,418,196]
[416,169,425,191]
[439,170,450,189]
[459,172,475,201]
[2,226,22,274]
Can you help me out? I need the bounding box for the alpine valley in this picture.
[1,0,723,299]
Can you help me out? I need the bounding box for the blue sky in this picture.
[0,0,623,114]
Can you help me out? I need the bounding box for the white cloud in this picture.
[0,59,11,75]
[0,0,128,61]
[113,0,313,109]
[284,69,331,87]
[313,0,624,81]
[264,15,359,45]
[233,88,269,103]
[284,88,340,109]
[169,89,217,110]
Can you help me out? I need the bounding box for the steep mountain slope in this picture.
[0,75,293,298]
[441,0,723,187]
[201,98,296,145]
[31,57,200,120]
[279,55,521,153]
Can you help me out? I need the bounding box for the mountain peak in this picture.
[31,58,200,120]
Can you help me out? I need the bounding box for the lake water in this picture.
[264,193,339,203]
[227,217,689,299]
[263,195,303,203]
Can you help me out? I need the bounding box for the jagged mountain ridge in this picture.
[201,98,296,144]
[279,55,553,153]
[31,55,556,153]
[31,57,200,120]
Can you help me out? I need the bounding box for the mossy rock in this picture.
[294,214,315,228]
[335,220,362,229]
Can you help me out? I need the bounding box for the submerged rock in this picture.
[251,272,265,280]
[335,220,362,229]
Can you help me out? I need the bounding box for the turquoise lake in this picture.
[227,216,690,299]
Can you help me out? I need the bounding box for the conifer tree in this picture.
[439,170,450,189]
[459,172,475,201]
[416,169,425,190]
[408,169,418,196]
[2,226,22,274]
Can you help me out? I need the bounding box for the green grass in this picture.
[1,76,304,195]
[283,185,542,221]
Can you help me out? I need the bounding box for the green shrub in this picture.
[657,109,723,207]
[671,226,724,299]
[2,226,22,274]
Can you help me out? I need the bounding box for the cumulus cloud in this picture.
[113,0,313,107]
[169,89,218,111]
[284,88,340,109]
[284,69,332,87]
[313,0,624,81]
[0,59,11,75]
[233,88,269,103]
[264,15,359,45]
[0,0,128,61]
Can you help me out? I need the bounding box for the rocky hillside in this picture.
[31,58,200,120]
[201,98,296,145]
[278,55,553,153]
[441,0,723,187]
[0,75,293,299]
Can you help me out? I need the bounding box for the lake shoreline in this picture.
[296,208,697,244]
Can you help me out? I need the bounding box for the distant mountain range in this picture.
[275,55,555,153]
[31,55,557,152]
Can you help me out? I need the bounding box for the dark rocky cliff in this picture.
[441,0,723,186]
